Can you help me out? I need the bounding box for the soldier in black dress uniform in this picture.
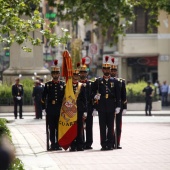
[12,78,24,119]
[32,80,44,119]
[143,81,153,116]
[79,58,94,150]
[69,67,87,152]
[41,60,65,151]
[92,56,121,150]
[110,61,127,149]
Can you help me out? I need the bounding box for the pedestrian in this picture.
[154,80,161,100]
[41,60,65,151]
[32,80,44,119]
[12,77,24,119]
[92,56,121,150]
[110,58,127,149]
[79,58,94,150]
[143,81,153,116]
[69,66,87,152]
[161,80,169,106]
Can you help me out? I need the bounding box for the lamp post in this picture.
[45,45,49,63]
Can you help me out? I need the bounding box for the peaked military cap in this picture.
[51,59,60,72]
[110,57,118,70]
[102,56,111,68]
[79,58,87,72]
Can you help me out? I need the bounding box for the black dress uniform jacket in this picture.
[42,80,65,114]
[93,77,121,111]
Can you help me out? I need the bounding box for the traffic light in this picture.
[5,50,10,56]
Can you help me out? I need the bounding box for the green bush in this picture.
[0,118,25,170]
[126,81,157,103]
[0,118,11,140]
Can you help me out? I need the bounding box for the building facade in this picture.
[115,10,170,85]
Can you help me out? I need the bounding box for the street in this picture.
[1,113,170,170]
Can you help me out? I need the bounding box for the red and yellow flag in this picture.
[58,50,77,150]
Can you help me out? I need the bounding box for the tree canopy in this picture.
[54,0,170,41]
[0,0,70,52]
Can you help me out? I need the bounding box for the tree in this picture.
[53,0,170,42]
[0,0,71,52]
[56,0,135,42]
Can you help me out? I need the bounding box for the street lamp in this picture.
[45,45,49,62]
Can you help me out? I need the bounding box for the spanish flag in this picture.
[58,50,77,150]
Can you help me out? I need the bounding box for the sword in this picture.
[114,112,117,149]
[46,114,50,151]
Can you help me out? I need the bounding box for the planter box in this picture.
[0,101,162,113]
[127,101,162,111]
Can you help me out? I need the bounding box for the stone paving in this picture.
[0,112,169,170]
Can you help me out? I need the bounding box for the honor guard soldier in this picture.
[41,60,65,151]
[12,77,24,119]
[70,64,87,152]
[79,58,94,150]
[92,56,121,150]
[110,58,127,149]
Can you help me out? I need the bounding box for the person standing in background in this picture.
[161,81,169,106]
[32,80,44,119]
[12,78,24,119]
[154,80,161,100]
[143,81,153,116]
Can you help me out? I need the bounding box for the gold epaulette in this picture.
[41,99,45,103]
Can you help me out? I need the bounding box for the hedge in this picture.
[0,79,159,105]
[126,81,158,103]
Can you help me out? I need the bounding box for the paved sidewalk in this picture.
[0,111,170,170]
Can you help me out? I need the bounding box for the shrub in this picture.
[0,118,25,170]
[126,81,157,103]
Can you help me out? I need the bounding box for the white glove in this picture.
[17,96,21,100]
[83,112,87,119]
[94,93,101,100]
[122,109,127,114]
[115,107,120,114]
[42,109,46,116]
[92,109,98,116]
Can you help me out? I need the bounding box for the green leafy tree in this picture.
[56,0,135,42]
[0,0,71,52]
[51,0,170,42]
